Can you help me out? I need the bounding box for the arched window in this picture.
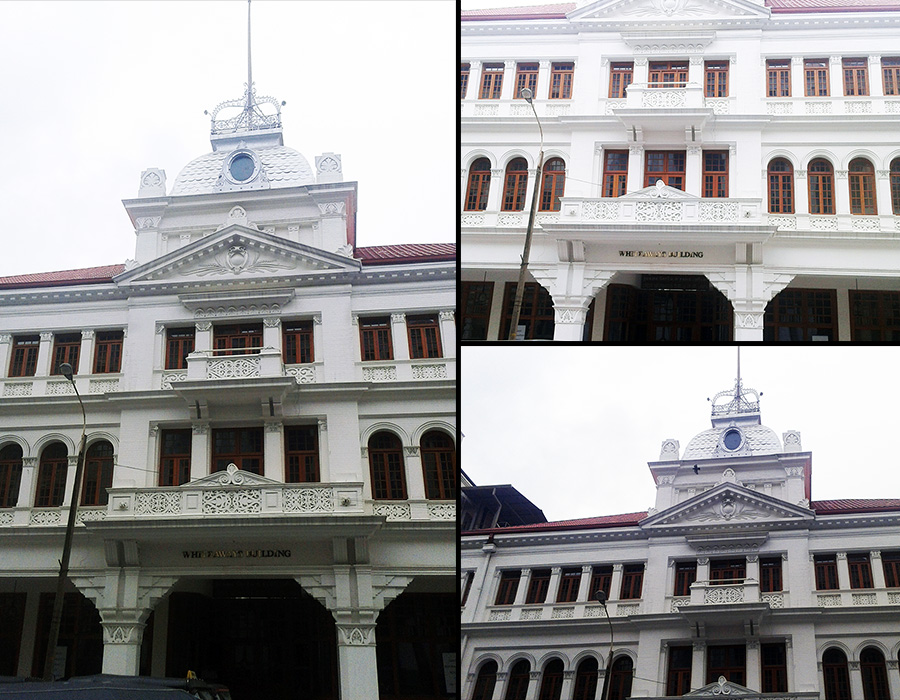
[0,444,23,508]
[420,430,455,499]
[471,660,498,700]
[368,432,407,500]
[823,648,851,700]
[502,158,529,212]
[808,158,835,214]
[465,158,492,211]
[540,158,566,212]
[608,656,634,700]
[81,441,114,507]
[35,442,68,507]
[861,647,890,700]
[505,660,531,700]
[849,158,877,214]
[538,658,564,700]
[891,158,900,214]
[768,158,795,213]
[572,657,599,700]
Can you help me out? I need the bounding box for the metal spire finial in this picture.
[735,346,741,402]
[247,0,252,109]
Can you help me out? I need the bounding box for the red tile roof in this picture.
[461,3,575,19]
[354,243,456,265]
[0,264,125,289]
[466,511,649,534]
[812,499,900,514]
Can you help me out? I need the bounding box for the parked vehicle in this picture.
[0,674,230,700]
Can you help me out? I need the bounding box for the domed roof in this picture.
[683,423,783,460]
[171,144,315,195]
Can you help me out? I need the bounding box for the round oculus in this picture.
[229,153,256,182]
[722,428,742,451]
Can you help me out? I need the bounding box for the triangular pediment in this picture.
[114,225,361,288]
[185,463,280,488]
[569,0,770,22]
[641,481,815,531]
[685,677,755,696]
[621,181,700,200]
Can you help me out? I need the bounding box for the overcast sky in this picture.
[0,1,454,278]
[461,346,900,523]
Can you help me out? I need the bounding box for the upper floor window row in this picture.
[461,61,576,100]
[8,330,123,378]
[465,157,567,213]
[359,313,444,361]
[494,563,644,605]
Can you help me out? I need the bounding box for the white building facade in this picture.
[461,379,900,700]
[0,77,456,700]
[461,0,900,341]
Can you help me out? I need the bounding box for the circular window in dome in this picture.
[228,153,256,182]
[722,428,743,451]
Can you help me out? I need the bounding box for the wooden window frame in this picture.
[549,62,574,99]
[608,657,634,700]
[590,566,613,601]
[471,661,498,700]
[35,443,68,507]
[159,428,191,487]
[709,558,746,584]
[539,158,566,212]
[706,645,746,686]
[421,430,455,499]
[514,62,539,99]
[882,57,900,95]
[850,290,900,342]
[760,557,783,593]
[804,58,830,96]
[164,327,195,370]
[213,323,262,356]
[495,570,520,605]
[848,553,874,589]
[761,643,788,693]
[891,158,900,214]
[8,335,39,378]
[808,159,835,214]
[479,63,504,100]
[602,150,628,197]
[359,316,393,361]
[212,426,264,475]
[505,660,531,700]
[502,158,529,212]
[0,444,23,508]
[704,60,729,97]
[649,60,688,88]
[93,330,123,374]
[538,659,564,700]
[666,646,693,696]
[766,59,791,97]
[768,158,795,214]
[645,151,686,190]
[620,563,644,600]
[461,571,474,607]
[368,431,407,500]
[284,425,319,483]
[500,282,555,340]
[556,568,582,603]
[465,158,492,211]
[882,550,900,587]
[703,150,728,198]
[815,554,839,590]
[51,333,81,376]
[849,158,877,215]
[860,648,890,700]
[407,314,442,359]
[461,281,494,341]
[460,63,470,100]
[526,569,551,604]
[674,561,697,596]
[843,57,869,96]
[765,288,838,342]
[572,658,599,700]
[823,648,851,700]
[283,320,314,364]
[608,62,633,98]
[80,441,114,507]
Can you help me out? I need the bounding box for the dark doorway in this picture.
[166,579,337,700]
[31,591,103,678]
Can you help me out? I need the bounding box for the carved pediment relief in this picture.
[685,677,755,696]
[570,0,769,22]
[621,180,700,200]
[186,463,279,487]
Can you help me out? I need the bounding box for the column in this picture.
[0,334,11,377]
[100,612,146,675]
[190,422,209,481]
[35,332,53,376]
[153,324,165,371]
[547,567,563,605]
[869,56,884,97]
[513,569,530,606]
[627,145,644,193]
[829,56,843,98]
[577,565,593,602]
[317,418,330,482]
[263,317,281,352]
[791,57,804,100]
[634,57,649,86]
[77,330,95,376]
[524,672,542,700]
[685,146,702,197]
[62,453,78,507]
[610,564,624,601]
[390,313,410,360]
[404,445,427,506]
[886,659,900,700]
[849,660,865,700]
[560,671,575,700]
[697,558,710,584]
[871,551,887,589]
[785,637,795,693]
[836,552,850,590]
[746,640,761,692]
[537,60,552,100]
[486,167,505,211]
[552,296,590,341]
[491,672,508,700]
[794,168,809,215]
[194,321,212,351]
[469,60,483,103]
[835,168,850,215]
[263,421,283,482]
[16,457,37,508]
[876,168,893,216]
[691,641,706,691]
[500,60,517,101]
[335,621,380,700]
[438,311,456,358]
[746,555,760,583]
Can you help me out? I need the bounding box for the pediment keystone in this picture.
[186,463,279,487]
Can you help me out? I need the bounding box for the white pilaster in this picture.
[0,334,11,377]
[190,422,209,481]
[746,640,761,692]
[390,313,410,360]
[77,330,95,376]
[263,421,283,482]
[438,311,456,358]
[36,332,53,377]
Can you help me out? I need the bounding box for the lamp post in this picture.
[42,362,86,681]
[507,86,544,340]
[595,589,615,700]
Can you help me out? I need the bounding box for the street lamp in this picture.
[507,86,544,340]
[42,362,87,681]
[595,589,615,700]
